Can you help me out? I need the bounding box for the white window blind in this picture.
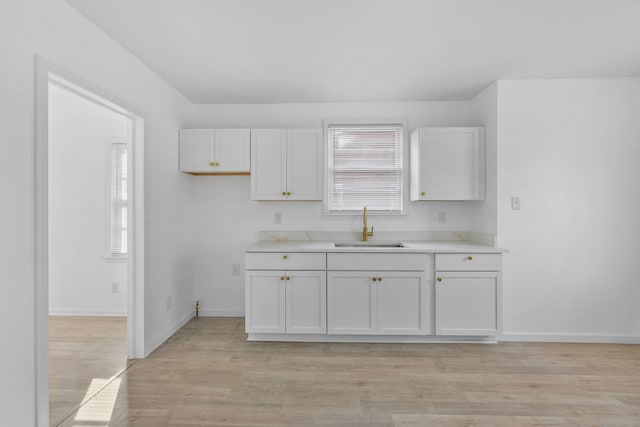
[327,124,403,213]
[110,143,128,257]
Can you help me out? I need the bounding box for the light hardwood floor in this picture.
[49,316,128,426]
[55,317,640,426]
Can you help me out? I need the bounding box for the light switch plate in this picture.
[511,196,521,210]
[232,263,240,276]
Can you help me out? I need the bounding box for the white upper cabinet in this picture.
[250,129,287,200]
[286,129,323,200]
[179,129,213,173]
[179,128,250,174]
[410,127,485,201]
[251,129,323,201]
[213,129,251,172]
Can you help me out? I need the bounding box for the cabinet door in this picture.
[376,271,433,335]
[435,272,500,336]
[245,271,286,333]
[285,271,326,334]
[179,129,214,172]
[327,272,376,334]
[286,129,323,200]
[251,129,287,200]
[214,129,250,172]
[411,127,485,201]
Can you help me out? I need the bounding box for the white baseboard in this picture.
[146,311,195,356]
[501,332,640,344]
[198,309,244,317]
[49,309,126,317]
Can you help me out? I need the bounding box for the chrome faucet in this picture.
[362,206,374,242]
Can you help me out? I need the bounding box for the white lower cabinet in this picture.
[245,271,285,333]
[327,272,376,334]
[326,252,433,336]
[245,250,502,341]
[327,271,431,335]
[377,271,431,335]
[435,254,502,336]
[245,270,326,334]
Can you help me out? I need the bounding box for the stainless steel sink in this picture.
[334,242,406,248]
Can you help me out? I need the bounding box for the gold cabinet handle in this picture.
[282,191,286,196]
[437,277,442,282]
[286,276,290,281]
[372,277,377,282]
[421,191,426,196]
[209,161,215,167]
[280,276,284,281]
[283,255,288,259]
[378,277,382,282]
[215,162,220,166]
[467,256,473,261]
[287,192,291,196]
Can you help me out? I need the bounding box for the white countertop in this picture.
[245,239,504,253]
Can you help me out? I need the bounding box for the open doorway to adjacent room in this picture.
[47,81,130,425]
[35,58,146,426]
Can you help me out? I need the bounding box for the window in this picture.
[109,142,127,257]
[326,123,404,213]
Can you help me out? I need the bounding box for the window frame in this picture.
[105,138,128,261]
[323,119,408,215]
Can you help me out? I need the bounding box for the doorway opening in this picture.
[35,57,146,426]
[48,81,129,425]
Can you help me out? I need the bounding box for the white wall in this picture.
[48,84,128,316]
[469,82,498,235]
[497,78,640,341]
[187,101,481,315]
[0,0,195,423]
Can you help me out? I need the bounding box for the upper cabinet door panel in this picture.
[411,127,485,201]
[286,129,323,201]
[179,129,214,172]
[214,129,250,172]
[251,129,287,200]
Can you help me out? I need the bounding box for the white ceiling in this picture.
[67,0,640,104]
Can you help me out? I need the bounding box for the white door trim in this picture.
[34,56,146,426]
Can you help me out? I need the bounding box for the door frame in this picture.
[34,56,146,426]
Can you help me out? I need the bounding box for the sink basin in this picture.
[334,242,406,248]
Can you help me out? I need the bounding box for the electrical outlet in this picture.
[232,263,241,276]
[438,211,447,223]
[511,196,521,211]
[165,296,173,311]
[111,282,119,294]
[274,211,282,224]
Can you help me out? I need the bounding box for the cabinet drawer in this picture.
[327,253,428,271]
[435,253,501,271]
[246,252,326,270]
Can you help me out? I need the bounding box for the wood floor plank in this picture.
[49,316,127,426]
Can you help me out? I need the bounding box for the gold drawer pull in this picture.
[378,277,382,282]
[280,276,284,281]
[282,191,286,196]
[372,277,377,282]
[467,256,473,261]
[437,277,442,282]
[421,192,426,196]
[287,192,291,196]
[209,161,215,166]
[286,276,290,281]
[283,255,288,259]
